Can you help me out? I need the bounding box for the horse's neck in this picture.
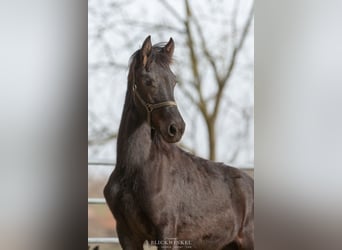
[116,96,152,168]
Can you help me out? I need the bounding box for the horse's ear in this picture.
[141,35,152,67]
[163,37,175,58]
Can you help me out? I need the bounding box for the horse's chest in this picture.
[112,182,156,238]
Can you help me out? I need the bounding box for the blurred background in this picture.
[88,0,254,248]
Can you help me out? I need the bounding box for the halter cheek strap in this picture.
[132,84,177,127]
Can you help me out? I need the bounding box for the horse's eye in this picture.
[145,80,153,86]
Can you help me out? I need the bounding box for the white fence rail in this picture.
[88,162,119,245]
[88,237,120,244]
[88,198,106,204]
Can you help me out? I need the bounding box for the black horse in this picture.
[104,36,254,250]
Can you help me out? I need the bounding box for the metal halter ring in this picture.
[132,84,177,126]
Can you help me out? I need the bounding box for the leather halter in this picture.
[132,84,177,126]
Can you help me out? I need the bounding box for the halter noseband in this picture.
[132,84,177,126]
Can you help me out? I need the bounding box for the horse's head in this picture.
[130,36,185,143]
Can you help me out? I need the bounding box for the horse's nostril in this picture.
[168,124,177,137]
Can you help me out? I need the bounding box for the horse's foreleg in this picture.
[156,223,178,250]
[116,223,144,250]
[236,227,254,250]
[238,234,254,250]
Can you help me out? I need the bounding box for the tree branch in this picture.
[211,1,254,121]
[191,11,221,86]
[89,61,127,71]
[183,0,209,119]
[88,132,117,146]
[122,20,186,34]
[159,0,184,23]
[222,1,254,84]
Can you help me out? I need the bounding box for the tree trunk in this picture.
[205,119,216,161]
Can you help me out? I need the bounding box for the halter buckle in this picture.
[145,103,153,112]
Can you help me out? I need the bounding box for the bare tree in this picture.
[88,0,254,164]
[167,0,254,160]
